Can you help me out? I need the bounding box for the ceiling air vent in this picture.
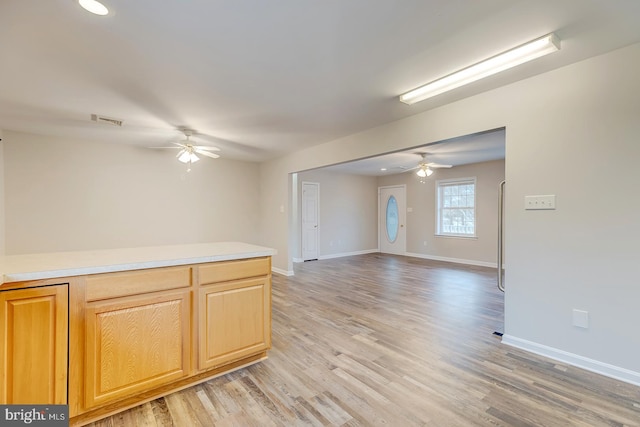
[90,114,123,127]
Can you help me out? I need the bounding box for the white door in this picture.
[379,185,406,255]
[302,182,319,261]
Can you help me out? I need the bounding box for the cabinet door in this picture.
[0,285,68,404]
[199,277,271,370]
[84,289,190,408]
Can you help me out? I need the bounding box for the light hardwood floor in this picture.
[90,254,640,426]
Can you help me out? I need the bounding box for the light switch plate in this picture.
[525,195,556,210]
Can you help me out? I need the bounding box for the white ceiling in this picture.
[1,1,639,164]
[320,128,506,176]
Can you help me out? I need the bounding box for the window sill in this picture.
[435,234,478,240]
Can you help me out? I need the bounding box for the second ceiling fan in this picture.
[413,153,452,179]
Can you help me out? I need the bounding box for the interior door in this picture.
[302,182,319,261]
[379,185,406,255]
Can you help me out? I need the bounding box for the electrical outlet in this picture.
[572,309,589,328]
[525,195,556,210]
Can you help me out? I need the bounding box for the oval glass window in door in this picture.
[386,195,399,243]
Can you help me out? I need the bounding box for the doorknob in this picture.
[401,224,404,227]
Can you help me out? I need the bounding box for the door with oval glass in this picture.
[379,185,406,255]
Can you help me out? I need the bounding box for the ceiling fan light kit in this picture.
[148,129,220,172]
[177,150,200,164]
[399,33,560,105]
[171,130,220,172]
[416,164,433,184]
[413,153,452,183]
[416,165,433,178]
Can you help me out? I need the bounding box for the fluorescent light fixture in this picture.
[400,33,560,105]
[79,0,109,16]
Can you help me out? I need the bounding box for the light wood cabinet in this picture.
[84,289,191,408]
[199,276,271,369]
[85,266,191,301]
[0,284,68,404]
[198,257,271,284]
[0,253,272,426]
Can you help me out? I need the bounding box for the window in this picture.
[385,195,399,243]
[436,177,476,237]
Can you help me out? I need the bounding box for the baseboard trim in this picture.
[293,251,378,263]
[292,250,495,272]
[287,250,379,273]
[405,252,497,268]
[501,335,640,387]
[295,251,497,268]
[318,249,378,260]
[271,267,294,276]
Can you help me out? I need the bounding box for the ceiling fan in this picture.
[153,130,220,172]
[412,153,452,180]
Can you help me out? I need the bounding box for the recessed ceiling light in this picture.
[79,0,109,16]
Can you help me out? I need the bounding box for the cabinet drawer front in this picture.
[84,290,191,408]
[198,257,270,285]
[86,266,191,301]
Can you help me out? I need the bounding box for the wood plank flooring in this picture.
[89,254,640,426]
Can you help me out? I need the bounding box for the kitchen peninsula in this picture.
[0,242,276,426]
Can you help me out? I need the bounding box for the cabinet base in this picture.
[70,352,268,427]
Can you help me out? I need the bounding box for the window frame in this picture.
[435,177,477,238]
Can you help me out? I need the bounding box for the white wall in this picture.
[296,170,378,259]
[501,45,640,381]
[260,43,640,383]
[258,158,290,273]
[0,131,5,255]
[4,131,261,254]
[378,159,505,266]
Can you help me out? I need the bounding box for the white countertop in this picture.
[0,242,276,284]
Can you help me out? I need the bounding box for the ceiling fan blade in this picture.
[427,163,452,168]
[192,145,220,152]
[195,149,220,159]
[148,146,182,149]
